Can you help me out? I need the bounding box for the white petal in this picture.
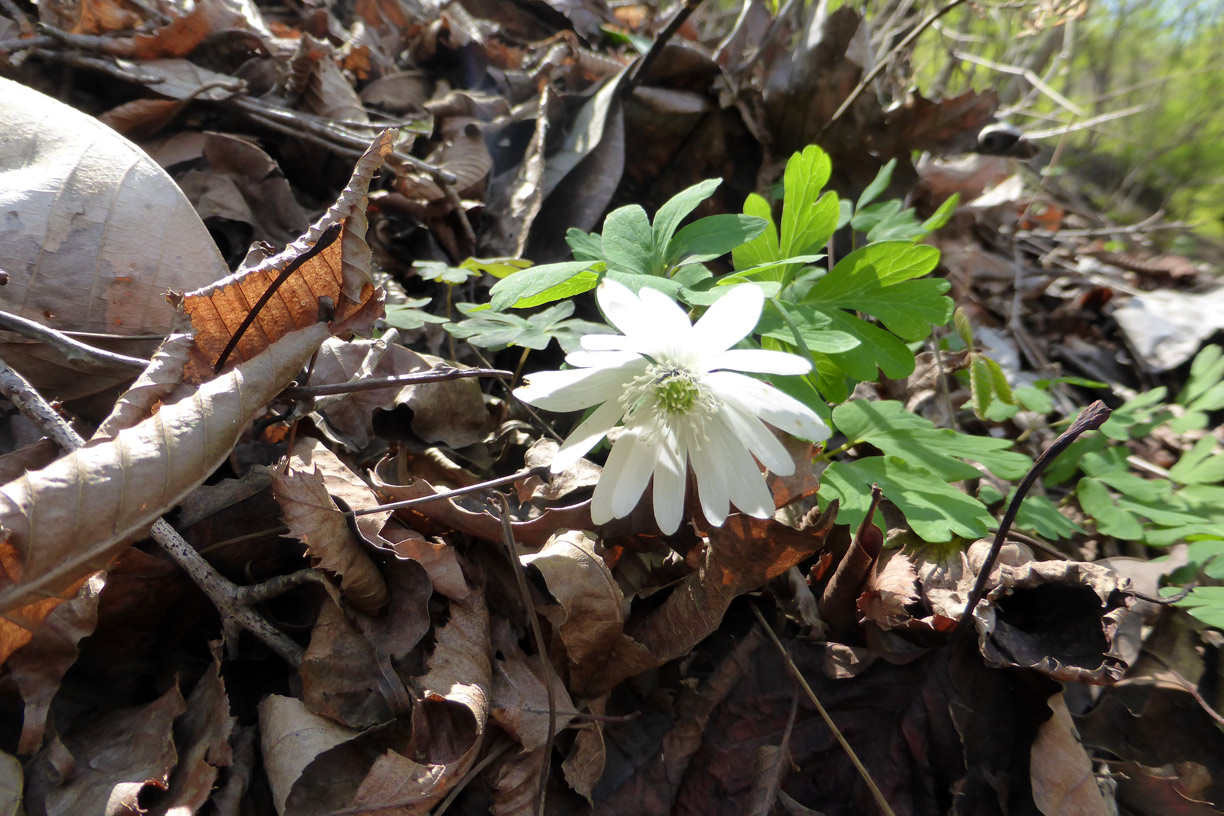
[515,360,645,412]
[717,399,795,475]
[595,278,654,339]
[688,423,729,527]
[706,414,774,519]
[564,349,642,369]
[705,371,831,442]
[651,429,687,534]
[707,348,811,375]
[637,286,694,339]
[610,426,657,517]
[590,428,647,524]
[552,398,627,472]
[690,284,764,355]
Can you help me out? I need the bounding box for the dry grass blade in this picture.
[0,322,330,639]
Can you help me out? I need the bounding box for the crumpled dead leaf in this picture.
[274,438,390,615]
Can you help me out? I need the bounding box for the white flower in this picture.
[514,279,830,534]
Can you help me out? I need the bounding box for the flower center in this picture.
[653,370,701,413]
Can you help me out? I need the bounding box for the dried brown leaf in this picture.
[275,438,389,614]
[179,131,394,376]
[382,521,470,600]
[25,683,186,814]
[91,332,193,442]
[857,551,918,630]
[520,531,625,696]
[0,76,227,395]
[309,337,488,450]
[152,644,236,815]
[259,693,361,814]
[491,617,575,750]
[0,322,330,653]
[396,118,492,202]
[1030,693,1109,816]
[5,574,104,754]
[488,748,545,816]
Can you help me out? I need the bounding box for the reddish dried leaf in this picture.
[1030,693,1109,816]
[259,694,361,814]
[382,521,470,600]
[857,551,918,630]
[179,131,393,377]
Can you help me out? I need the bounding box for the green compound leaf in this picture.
[1077,477,1144,540]
[667,214,767,266]
[978,484,1083,541]
[488,260,601,310]
[832,400,1032,482]
[416,260,478,285]
[460,257,533,278]
[384,297,450,331]
[799,242,953,395]
[651,178,721,262]
[1170,437,1224,485]
[601,204,654,275]
[819,455,994,542]
[1170,585,1224,629]
[445,301,610,352]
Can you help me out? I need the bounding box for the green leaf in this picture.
[667,214,767,266]
[856,158,895,210]
[459,257,533,278]
[1172,586,1224,629]
[384,297,450,331]
[1169,437,1224,485]
[851,199,904,234]
[488,261,600,310]
[732,193,781,273]
[1014,385,1054,414]
[952,308,974,348]
[566,228,604,262]
[1077,477,1144,539]
[1178,344,1224,407]
[819,455,994,542]
[602,204,655,275]
[1094,471,1175,503]
[781,146,838,257]
[969,356,991,419]
[416,261,476,285]
[651,178,721,262]
[920,194,960,232]
[979,485,1082,540]
[1099,387,1169,440]
[832,400,1032,482]
[985,357,1014,404]
[446,301,610,352]
[755,302,859,353]
[797,242,952,390]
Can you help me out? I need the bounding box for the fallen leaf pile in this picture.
[0,0,1221,814]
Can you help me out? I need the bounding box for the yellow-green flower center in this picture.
[653,371,701,413]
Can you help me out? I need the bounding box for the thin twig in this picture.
[819,0,972,136]
[280,366,509,399]
[0,357,85,451]
[493,493,555,816]
[750,602,896,816]
[954,401,1111,638]
[0,308,151,372]
[353,466,550,516]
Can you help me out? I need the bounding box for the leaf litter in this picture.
[0,0,1221,814]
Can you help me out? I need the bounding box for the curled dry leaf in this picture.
[178,130,394,376]
[91,332,194,442]
[156,644,236,814]
[259,694,361,815]
[25,683,186,814]
[491,616,576,750]
[520,530,625,696]
[0,76,228,397]
[1029,693,1109,816]
[857,551,919,630]
[396,117,492,202]
[382,521,470,600]
[588,508,837,698]
[274,438,389,615]
[309,336,489,450]
[0,322,330,659]
[370,462,593,548]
